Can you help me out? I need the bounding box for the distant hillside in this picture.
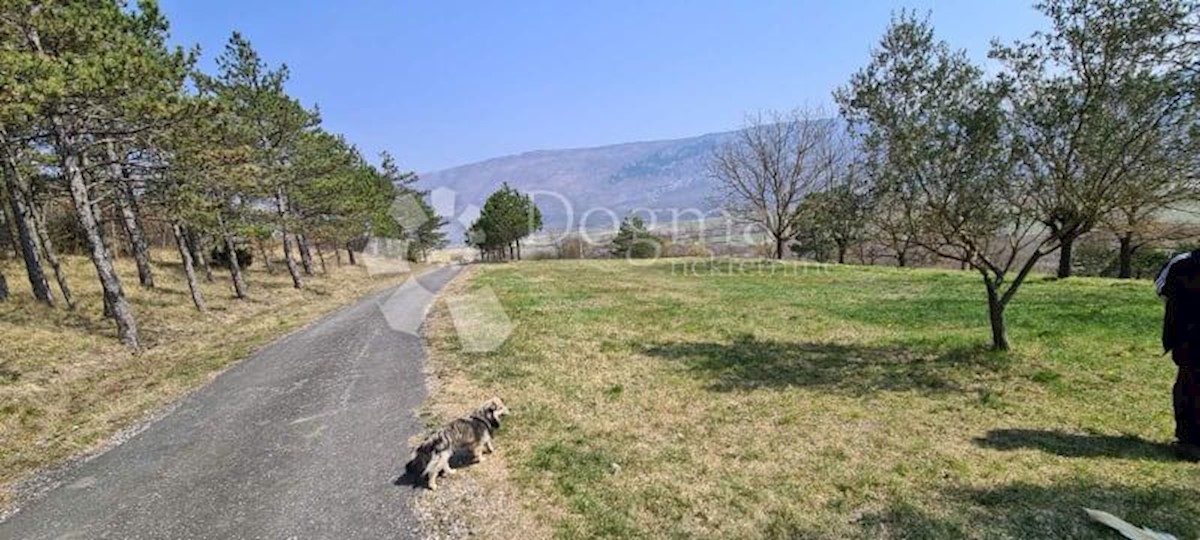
[419,130,740,240]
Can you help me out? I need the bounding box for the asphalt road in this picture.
[0,265,461,540]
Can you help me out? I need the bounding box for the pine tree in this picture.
[103,141,155,288]
[409,194,449,262]
[30,195,75,309]
[200,32,318,290]
[0,138,53,305]
[0,2,450,342]
[1,0,189,347]
[611,216,662,259]
[467,183,543,261]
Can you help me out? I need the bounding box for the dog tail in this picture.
[405,434,434,476]
[404,451,426,476]
[406,431,450,476]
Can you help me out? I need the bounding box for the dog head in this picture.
[479,397,509,428]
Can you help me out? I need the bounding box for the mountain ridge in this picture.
[418,128,741,237]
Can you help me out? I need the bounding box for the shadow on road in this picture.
[391,470,423,489]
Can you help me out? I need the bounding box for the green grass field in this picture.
[425,259,1200,539]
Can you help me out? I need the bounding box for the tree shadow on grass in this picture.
[825,482,1200,539]
[642,334,1008,396]
[154,259,186,271]
[975,429,1179,462]
[260,279,300,291]
[952,482,1199,539]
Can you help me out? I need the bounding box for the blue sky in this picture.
[160,1,1045,173]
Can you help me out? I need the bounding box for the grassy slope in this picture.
[0,250,414,504]
[425,259,1200,539]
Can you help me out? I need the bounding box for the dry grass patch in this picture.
[415,266,552,540]
[424,259,1199,539]
[0,250,415,506]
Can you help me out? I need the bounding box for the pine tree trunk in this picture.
[1117,233,1134,279]
[315,242,327,274]
[216,212,247,298]
[985,278,1009,352]
[224,233,248,299]
[115,171,155,287]
[277,189,303,289]
[2,152,53,305]
[516,240,522,261]
[102,291,114,319]
[57,127,139,348]
[32,202,74,310]
[296,231,314,275]
[1056,236,1074,279]
[89,190,117,263]
[334,246,342,267]
[281,233,303,289]
[172,222,206,312]
[1,199,20,260]
[186,228,213,283]
[24,19,135,344]
[0,267,8,301]
[256,238,274,274]
[347,242,357,265]
[106,142,154,288]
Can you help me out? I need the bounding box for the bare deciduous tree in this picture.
[868,190,920,267]
[710,109,842,260]
[1104,122,1200,277]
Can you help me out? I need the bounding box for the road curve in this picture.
[0,265,462,539]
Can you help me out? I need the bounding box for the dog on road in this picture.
[405,398,509,490]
